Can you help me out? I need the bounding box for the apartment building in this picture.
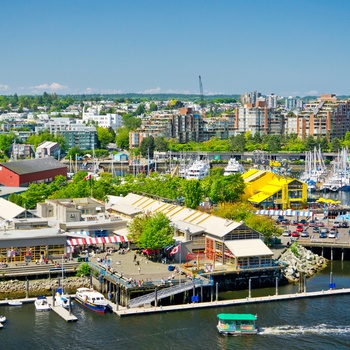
[235,102,285,135]
[287,94,350,140]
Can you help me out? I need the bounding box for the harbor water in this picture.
[1,261,350,350]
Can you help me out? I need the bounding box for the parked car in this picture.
[328,232,337,238]
[281,219,290,225]
[320,227,329,234]
[312,226,320,233]
[299,219,308,225]
[315,221,325,227]
[308,220,316,227]
[341,221,349,228]
[282,229,291,237]
[291,231,300,237]
[296,225,304,232]
[333,221,341,228]
[319,232,328,238]
[301,231,309,237]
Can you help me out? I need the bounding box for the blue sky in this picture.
[1,0,350,97]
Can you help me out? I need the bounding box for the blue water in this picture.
[1,261,350,350]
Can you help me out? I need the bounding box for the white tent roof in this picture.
[225,239,273,258]
[0,198,26,220]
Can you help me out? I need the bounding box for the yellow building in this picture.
[242,169,307,210]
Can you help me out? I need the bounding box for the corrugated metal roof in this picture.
[248,192,274,204]
[225,239,273,258]
[0,158,66,175]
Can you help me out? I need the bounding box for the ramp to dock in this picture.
[128,278,212,308]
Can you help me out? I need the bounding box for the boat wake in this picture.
[259,324,350,336]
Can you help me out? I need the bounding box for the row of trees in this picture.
[8,169,278,245]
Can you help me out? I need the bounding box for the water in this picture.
[1,261,350,349]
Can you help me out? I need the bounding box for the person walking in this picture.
[138,266,141,274]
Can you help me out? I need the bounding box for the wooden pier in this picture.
[115,287,350,317]
[47,297,78,322]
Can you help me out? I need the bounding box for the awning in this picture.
[255,209,314,217]
[89,237,106,244]
[105,236,124,243]
[67,238,86,246]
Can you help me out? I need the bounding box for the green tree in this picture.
[229,134,246,152]
[97,127,114,148]
[154,137,168,152]
[182,180,203,209]
[128,212,174,249]
[331,137,341,152]
[139,136,155,158]
[134,103,146,116]
[115,127,130,150]
[209,174,245,204]
[149,102,158,112]
[122,114,142,130]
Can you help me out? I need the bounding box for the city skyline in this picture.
[1,0,350,97]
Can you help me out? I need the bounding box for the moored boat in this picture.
[217,313,258,335]
[0,315,6,323]
[75,287,109,313]
[34,296,51,311]
[223,158,244,176]
[8,300,23,306]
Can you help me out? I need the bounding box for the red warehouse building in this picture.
[0,158,67,187]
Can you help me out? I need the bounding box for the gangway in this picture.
[128,276,213,308]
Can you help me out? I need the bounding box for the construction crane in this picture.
[199,75,205,108]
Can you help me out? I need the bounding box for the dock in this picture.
[46,297,78,322]
[115,287,350,317]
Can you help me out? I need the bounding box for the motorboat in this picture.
[55,290,70,309]
[0,315,6,323]
[217,313,259,335]
[34,296,51,311]
[8,300,23,306]
[75,288,109,313]
[223,158,244,176]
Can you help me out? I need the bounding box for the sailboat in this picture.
[54,256,71,309]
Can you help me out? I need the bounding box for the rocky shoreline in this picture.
[0,276,90,300]
[279,243,328,283]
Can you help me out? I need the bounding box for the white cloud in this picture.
[143,87,162,94]
[304,90,319,96]
[100,89,123,94]
[84,87,95,94]
[31,82,68,92]
[0,84,10,91]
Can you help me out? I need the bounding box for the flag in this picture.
[84,174,93,181]
[170,244,180,256]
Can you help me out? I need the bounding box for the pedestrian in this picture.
[108,291,111,300]
[133,253,137,262]
[138,266,141,274]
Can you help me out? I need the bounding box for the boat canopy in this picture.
[217,313,257,321]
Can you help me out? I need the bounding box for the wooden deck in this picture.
[47,297,78,322]
[115,287,350,317]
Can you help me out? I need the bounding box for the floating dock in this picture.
[47,297,78,322]
[116,287,350,317]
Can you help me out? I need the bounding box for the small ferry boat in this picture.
[75,288,109,313]
[34,296,51,311]
[217,313,258,335]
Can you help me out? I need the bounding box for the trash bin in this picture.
[85,257,89,262]
[168,265,175,271]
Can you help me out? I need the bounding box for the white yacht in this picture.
[223,158,244,176]
[185,160,210,180]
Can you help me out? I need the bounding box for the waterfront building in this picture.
[242,169,307,210]
[288,94,350,141]
[106,193,274,270]
[0,158,67,187]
